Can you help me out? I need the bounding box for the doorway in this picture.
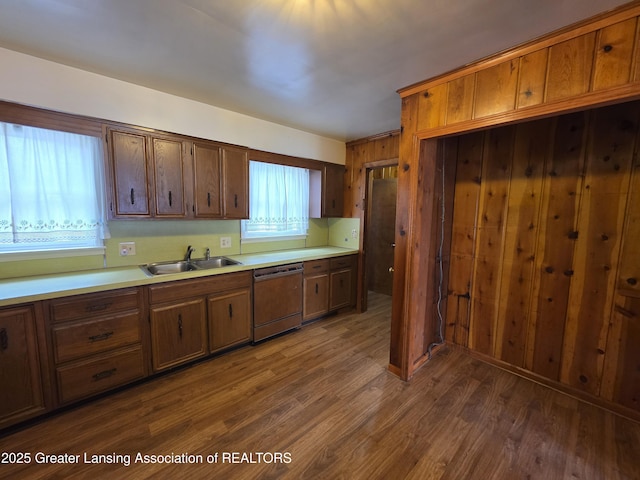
[363,162,398,308]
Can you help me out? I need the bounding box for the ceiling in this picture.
[0,0,631,142]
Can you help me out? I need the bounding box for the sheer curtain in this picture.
[242,161,309,239]
[0,122,110,251]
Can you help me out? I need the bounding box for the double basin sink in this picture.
[140,256,241,276]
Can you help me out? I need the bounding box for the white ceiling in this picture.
[0,0,631,142]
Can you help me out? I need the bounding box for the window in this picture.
[241,161,309,240]
[0,122,110,253]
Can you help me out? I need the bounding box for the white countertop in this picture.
[0,247,358,307]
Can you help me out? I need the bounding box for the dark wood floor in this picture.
[1,292,639,479]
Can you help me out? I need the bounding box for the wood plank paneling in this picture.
[616,139,640,296]
[446,74,475,125]
[475,59,519,119]
[561,103,639,395]
[546,33,597,102]
[592,18,637,91]
[602,295,640,410]
[528,112,587,380]
[517,49,549,109]
[469,127,514,355]
[416,83,448,131]
[494,119,550,367]
[446,133,484,346]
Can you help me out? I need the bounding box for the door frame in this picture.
[358,158,399,312]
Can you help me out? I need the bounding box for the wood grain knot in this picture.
[579,375,588,384]
[563,270,574,277]
[627,277,637,286]
[568,231,579,240]
[402,163,410,172]
[603,45,613,53]
[545,266,554,274]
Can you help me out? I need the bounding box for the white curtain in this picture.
[0,122,110,250]
[242,161,309,238]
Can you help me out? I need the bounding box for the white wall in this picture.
[0,47,345,164]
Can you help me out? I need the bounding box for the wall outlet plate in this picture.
[119,242,136,256]
[220,237,232,248]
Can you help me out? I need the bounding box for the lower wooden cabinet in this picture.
[55,345,145,404]
[0,304,48,430]
[303,259,330,321]
[147,271,253,371]
[208,289,251,353]
[47,288,147,405]
[150,298,207,371]
[303,255,358,321]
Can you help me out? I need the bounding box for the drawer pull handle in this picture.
[88,331,114,342]
[130,188,135,205]
[178,314,183,339]
[312,265,321,269]
[0,328,7,351]
[207,192,211,207]
[315,283,319,294]
[228,304,233,318]
[85,302,112,312]
[169,191,173,207]
[92,368,117,381]
[234,194,238,208]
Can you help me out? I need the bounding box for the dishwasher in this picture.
[253,263,303,342]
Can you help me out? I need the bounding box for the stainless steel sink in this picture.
[191,257,241,269]
[140,256,241,276]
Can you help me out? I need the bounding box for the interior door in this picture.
[366,175,397,296]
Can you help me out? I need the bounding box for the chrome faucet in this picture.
[184,245,195,261]
[205,247,211,260]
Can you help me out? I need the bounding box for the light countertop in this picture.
[0,247,359,307]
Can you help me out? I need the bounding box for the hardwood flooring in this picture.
[1,292,639,479]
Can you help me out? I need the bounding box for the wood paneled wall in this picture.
[345,132,399,310]
[446,101,640,413]
[389,2,640,418]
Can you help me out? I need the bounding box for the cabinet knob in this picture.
[389,267,395,273]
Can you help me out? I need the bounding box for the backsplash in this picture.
[0,217,360,279]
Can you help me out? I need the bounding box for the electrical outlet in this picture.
[119,242,136,256]
[220,237,231,248]
[351,229,358,239]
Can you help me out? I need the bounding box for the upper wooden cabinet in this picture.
[192,141,249,219]
[108,128,151,217]
[107,127,248,220]
[151,136,187,217]
[221,146,249,219]
[323,164,345,217]
[193,141,222,218]
[107,127,189,219]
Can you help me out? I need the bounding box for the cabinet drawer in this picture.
[56,345,145,404]
[304,259,330,275]
[50,288,140,323]
[330,256,354,270]
[52,312,141,364]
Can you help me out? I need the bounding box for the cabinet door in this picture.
[303,274,329,321]
[0,306,46,428]
[330,269,352,311]
[150,298,207,371]
[322,164,345,217]
[222,146,249,219]
[108,129,150,217]
[152,137,186,217]
[193,142,222,217]
[208,289,251,353]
